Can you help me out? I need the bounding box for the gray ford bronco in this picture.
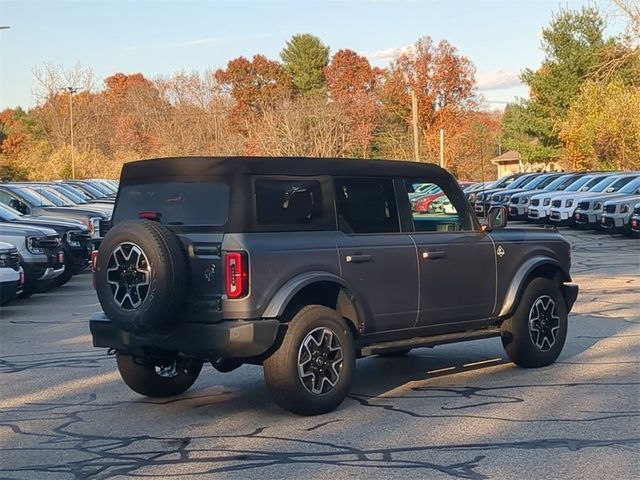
[90,156,578,415]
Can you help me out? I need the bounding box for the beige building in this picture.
[490,150,558,177]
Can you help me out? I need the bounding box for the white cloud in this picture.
[476,69,522,91]
[94,33,274,55]
[362,44,414,61]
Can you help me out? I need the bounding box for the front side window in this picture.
[405,180,473,232]
[334,178,399,233]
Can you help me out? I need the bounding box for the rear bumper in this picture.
[89,312,280,359]
[561,283,579,312]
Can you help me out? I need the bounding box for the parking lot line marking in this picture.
[427,366,457,374]
[463,358,504,368]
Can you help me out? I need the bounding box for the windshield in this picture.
[85,181,112,196]
[490,174,517,189]
[26,187,70,207]
[526,175,547,190]
[618,177,640,194]
[590,176,624,192]
[507,174,536,189]
[113,181,230,227]
[534,174,561,189]
[581,176,610,191]
[541,174,572,191]
[72,183,104,198]
[60,184,90,201]
[564,176,593,192]
[96,181,117,194]
[50,185,87,204]
[11,187,55,206]
[0,202,23,220]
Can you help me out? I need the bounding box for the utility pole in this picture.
[439,128,444,168]
[411,90,420,162]
[63,87,78,179]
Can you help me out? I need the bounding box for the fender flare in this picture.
[498,256,571,318]
[262,271,348,319]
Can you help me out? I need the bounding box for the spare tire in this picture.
[95,220,188,334]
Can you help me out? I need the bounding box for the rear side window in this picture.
[334,178,399,233]
[255,179,324,225]
[114,182,229,226]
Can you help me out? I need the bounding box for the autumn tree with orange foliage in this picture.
[381,37,478,164]
[325,49,383,158]
[215,55,293,134]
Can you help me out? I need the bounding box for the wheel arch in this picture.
[499,256,571,318]
[262,271,364,337]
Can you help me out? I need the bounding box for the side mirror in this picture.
[605,187,615,193]
[485,206,507,231]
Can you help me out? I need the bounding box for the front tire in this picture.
[116,353,202,397]
[263,305,355,415]
[501,277,568,368]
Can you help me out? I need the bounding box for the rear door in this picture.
[334,177,418,333]
[113,180,230,320]
[403,179,496,327]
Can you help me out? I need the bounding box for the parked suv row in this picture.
[0,179,117,306]
[467,171,640,236]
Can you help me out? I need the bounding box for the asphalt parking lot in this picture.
[1,227,638,480]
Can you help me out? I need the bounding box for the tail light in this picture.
[138,211,160,220]
[91,250,99,290]
[225,251,248,299]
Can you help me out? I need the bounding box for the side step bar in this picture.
[360,328,502,357]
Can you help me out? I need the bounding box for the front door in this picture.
[403,179,496,327]
[334,177,419,333]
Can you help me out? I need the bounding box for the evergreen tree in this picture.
[280,34,330,94]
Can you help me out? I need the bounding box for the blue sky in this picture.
[0,0,609,110]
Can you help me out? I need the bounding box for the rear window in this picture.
[114,181,229,226]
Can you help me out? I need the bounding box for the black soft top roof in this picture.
[120,156,452,183]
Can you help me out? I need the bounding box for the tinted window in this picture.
[335,178,399,233]
[255,180,324,225]
[114,182,229,226]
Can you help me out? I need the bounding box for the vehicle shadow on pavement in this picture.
[345,315,636,410]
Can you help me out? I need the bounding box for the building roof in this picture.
[490,150,521,165]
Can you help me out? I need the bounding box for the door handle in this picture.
[422,250,445,260]
[346,254,373,263]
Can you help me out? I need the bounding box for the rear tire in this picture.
[501,277,568,368]
[263,305,355,415]
[116,353,202,397]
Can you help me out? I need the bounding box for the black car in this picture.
[90,156,578,415]
[0,223,65,296]
[0,203,92,284]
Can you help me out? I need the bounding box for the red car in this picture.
[413,192,445,212]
